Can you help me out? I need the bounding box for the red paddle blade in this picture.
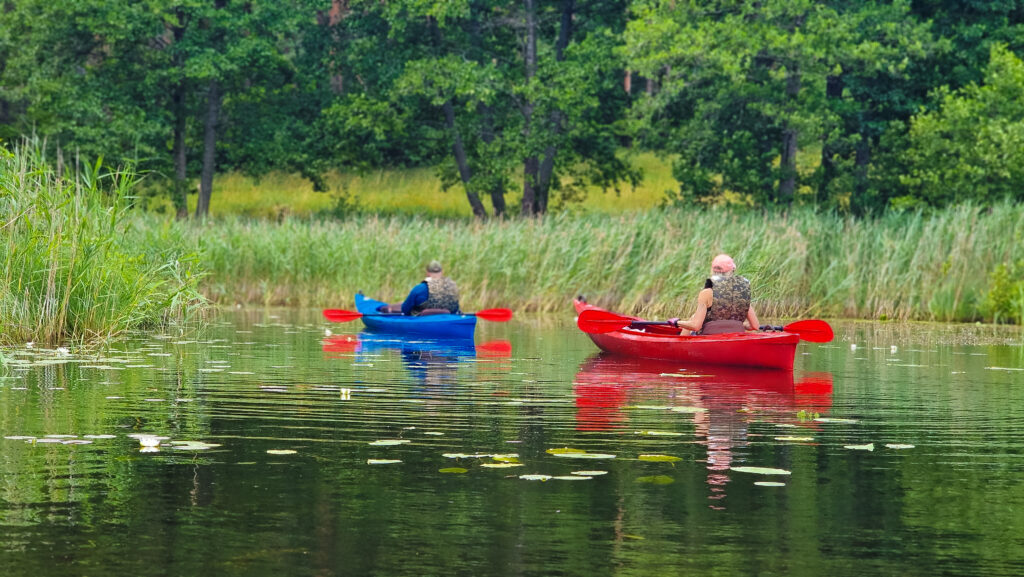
[474,308,514,322]
[783,320,834,343]
[576,309,634,334]
[322,309,363,323]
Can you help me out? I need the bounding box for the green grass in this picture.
[148,151,680,218]
[126,204,1024,323]
[0,143,206,345]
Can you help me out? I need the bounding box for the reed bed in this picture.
[0,145,205,345]
[129,204,1024,323]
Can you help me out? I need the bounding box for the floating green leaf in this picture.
[844,443,875,451]
[754,481,786,487]
[267,449,297,455]
[367,459,401,465]
[481,463,524,468]
[546,447,586,454]
[169,441,221,451]
[885,443,915,450]
[519,474,552,481]
[369,439,410,446]
[439,467,468,474]
[636,475,674,484]
[553,475,591,480]
[571,470,608,476]
[730,466,791,475]
[552,452,616,460]
[638,454,682,462]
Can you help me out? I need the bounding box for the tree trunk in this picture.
[535,0,574,214]
[479,103,506,217]
[820,74,844,202]
[172,10,188,219]
[852,129,871,214]
[520,0,539,216]
[778,66,800,202]
[444,100,488,218]
[196,79,220,218]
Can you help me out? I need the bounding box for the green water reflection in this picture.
[1,311,1022,576]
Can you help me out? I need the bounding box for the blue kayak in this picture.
[355,293,477,339]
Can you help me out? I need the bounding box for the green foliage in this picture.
[986,262,1024,324]
[0,141,205,345]
[898,45,1024,207]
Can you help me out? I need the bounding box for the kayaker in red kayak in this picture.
[377,260,461,315]
[667,254,761,335]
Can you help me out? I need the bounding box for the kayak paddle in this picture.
[322,308,513,323]
[576,309,833,343]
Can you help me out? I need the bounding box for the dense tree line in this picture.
[1,0,1023,217]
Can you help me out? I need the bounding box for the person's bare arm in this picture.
[675,289,712,332]
[744,306,760,331]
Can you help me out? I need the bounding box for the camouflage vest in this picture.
[704,273,751,324]
[416,276,460,314]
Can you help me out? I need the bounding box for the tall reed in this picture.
[0,143,205,345]
[128,204,1024,323]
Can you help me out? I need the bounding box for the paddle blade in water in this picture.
[474,308,514,322]
[322,309,363,323]
[783,320,834,343]
[576,309,635,334]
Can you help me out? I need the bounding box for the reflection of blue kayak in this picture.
[353,331,477,358]
[355,294,476,339]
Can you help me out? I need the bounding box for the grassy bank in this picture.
[130,205,1024,323]
[0,145,205,345]
[151,152,680,218]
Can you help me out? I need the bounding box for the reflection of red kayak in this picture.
[573,354,832,431]
[574,299,799,370]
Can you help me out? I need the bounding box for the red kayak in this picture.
[574,299,800,370]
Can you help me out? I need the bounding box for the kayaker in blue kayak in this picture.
[668,254,760,334]
[378,260,461,315]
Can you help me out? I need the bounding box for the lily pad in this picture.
[369,439,410,446]
[638,454,682,462]
[169,441,222,451]
[844,443,875,451]
[754,481,786,487]
[266,449,297,455]
[553,475,591,480]
[636,475,675,484]
[571,470,608,476]
[885,443,915,450]
[480,463,524,468]
[367,459,401,465]
[552,452,616,460]
[519,474,552,481]
[546,447,586,455]
[730,466,792,475]
[439,467,468,474]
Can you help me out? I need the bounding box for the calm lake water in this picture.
[1,310,1022,577]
